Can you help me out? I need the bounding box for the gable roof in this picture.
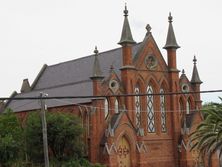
[6,44,142,112]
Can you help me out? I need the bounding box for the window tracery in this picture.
[147,85,155,132]
[135,86,141,128]
[160,88,167,132]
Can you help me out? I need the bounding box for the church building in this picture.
[4,6,207,167]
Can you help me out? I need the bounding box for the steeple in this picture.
[191,56,202,84]
[118,4,136,45]
[163,13,180,49]
[91,46,104,79]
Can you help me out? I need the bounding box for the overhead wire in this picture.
[0,89,222,101]
[51,98,208,113]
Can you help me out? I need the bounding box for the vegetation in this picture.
[0,109,23,167]
[190,98,222,167]
[26,112,84,164]
[0,109,105,167]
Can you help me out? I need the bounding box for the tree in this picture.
[0,109,23,167]
[25,111,84,164]
[190,99,222,167]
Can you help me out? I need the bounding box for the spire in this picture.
[163,12,180,49]
[191,56,202,84]
[20,79,31,93]
[118,4,136,45]
[91,46,104,79]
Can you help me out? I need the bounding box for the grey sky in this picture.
[0,0,222,103]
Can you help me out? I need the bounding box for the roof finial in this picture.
[124,3,128,17]
[94,46,98,55]
[182,69,185,74]
[146,24,152,35]
[193,55,197,65]
[168,12,173,23]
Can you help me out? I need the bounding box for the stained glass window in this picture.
[104,98,109,118]
[135,86,141,128]
[160,88,167,132]
[115,99,119,113]
[147,85,155,132]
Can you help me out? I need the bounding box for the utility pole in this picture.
[39,92,49,167]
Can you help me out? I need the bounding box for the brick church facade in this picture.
[2,6,214,167]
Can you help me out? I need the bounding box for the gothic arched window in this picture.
[186,99,191,114]
[104,98,109,118]
[147,85,155,132]
[135,86,141,128]
[115,99,119,114]
[179,99,183,114]
[160,88,167,132]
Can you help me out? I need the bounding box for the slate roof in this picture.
[6,44,141,112]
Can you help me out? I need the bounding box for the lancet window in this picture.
[115,99,119,113]
[186,99,191,114]
[160,88,167,132]
[135,86,141,128]
[147,85,155,132]
[104,98,109,118]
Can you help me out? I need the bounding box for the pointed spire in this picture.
[118,4,136,45]
[20,79,31,93]
[91,46,104,79]
[191,56,202,84]
[163,12,180,49]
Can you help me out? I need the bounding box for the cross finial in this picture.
[193,55,197,65]
[146,24,152,35]
[168,12,173,23]
[124,3,128,17]
[94,46,98,55]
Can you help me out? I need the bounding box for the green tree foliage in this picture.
[0,109,23,166]
[190,98,222,167]
[0,110,105,167]
[25,111,84,164]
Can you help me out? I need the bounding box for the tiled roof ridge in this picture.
[48,46,121,68]
[17,79,92,96]
[48,43,141,68]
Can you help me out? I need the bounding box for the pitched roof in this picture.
[6,44,141,112]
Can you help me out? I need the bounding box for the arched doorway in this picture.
[117,136,131,167]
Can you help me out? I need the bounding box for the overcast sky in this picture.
[0,0,222,103]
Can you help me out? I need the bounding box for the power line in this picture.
[0,89,222,101]
[52,98,201,113]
